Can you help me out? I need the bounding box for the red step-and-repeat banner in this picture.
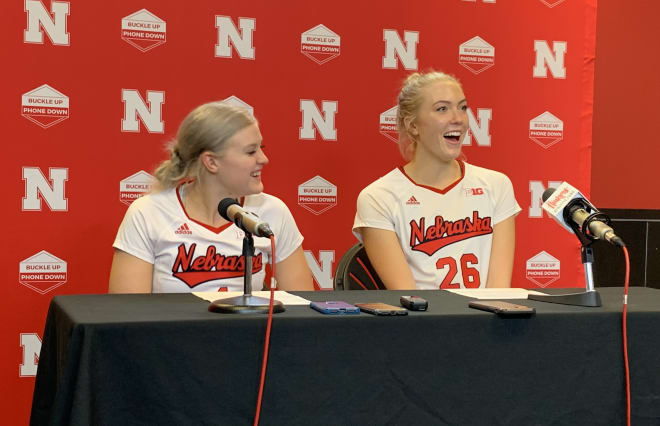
[4,0,596,422]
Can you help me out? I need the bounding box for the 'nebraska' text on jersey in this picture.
[172,243,263,288]
[410,211,493,256]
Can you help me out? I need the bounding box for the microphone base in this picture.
[208,295,286,314]
[528,290,602,307]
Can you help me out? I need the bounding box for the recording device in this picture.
[218,198,274,238]
[400,296,428,311]
[541,182,624,247]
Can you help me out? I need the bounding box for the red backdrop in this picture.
[591,0,660,210]
[5,0,596,422]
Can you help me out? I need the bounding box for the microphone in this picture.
[542,182,624,247]
[218,198,274,238]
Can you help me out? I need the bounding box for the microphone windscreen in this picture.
[542,187,556,203]
[218,198,239,221]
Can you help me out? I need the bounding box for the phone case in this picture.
[468,300,535,315]
[310,301,360,314]
[355,303,408,316]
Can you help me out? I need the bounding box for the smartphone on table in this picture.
[468,300,535,316]
[355,303,408,316]
[310,301,360,315]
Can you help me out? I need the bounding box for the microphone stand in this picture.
[208,223,285,314]
[528,203,602,307]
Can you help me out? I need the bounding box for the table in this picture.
[30,288,660,425]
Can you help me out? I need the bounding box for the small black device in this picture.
[400,295,428,311]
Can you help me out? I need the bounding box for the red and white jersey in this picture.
[353,161,521,290]
[113,186,304,293]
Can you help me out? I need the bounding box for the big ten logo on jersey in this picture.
[20,333,42,377]
[21,84,69,129]
[298,176,337,215]
[379,105,398,143]
[463,108,492,147]
[530,111,563,149]
[539,0,565,8]
[526,251,560,287]
[19,250,67,294]
[215,16,255,59]
[304,250,335,290]
[121,9,166,52]
[528,180,562,217]
[459,36,494,75]
[301,24,340,65]
[382,29,418,70]
[24,0,70,46]
[22,167,68,211]
[120,170,155,205]
[299,100,338,141]
[121,89,165,133]
[533,40,567,79]
[464,187,484,196]
[222,95,254,116]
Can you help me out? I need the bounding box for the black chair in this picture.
[333,243,386,290]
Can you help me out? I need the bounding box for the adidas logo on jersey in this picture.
[406,196,420,205]
[175,223,192,235]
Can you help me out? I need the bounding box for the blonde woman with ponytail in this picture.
[109,102,313,293]
[353,71,521,290]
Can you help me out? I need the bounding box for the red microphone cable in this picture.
[253,235,277,426]
[621,245,631,426]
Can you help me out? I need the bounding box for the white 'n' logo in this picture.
[464,108,492,147]
[304,250,335,290]
[533,40,567,79]
[215,16,255,59]
[529,180,562,217]
[24,0,70,45]
[20,333,42,377]
[22,167,68,211]
[121,89,165,133]
[299,100,338,141]
[382,30,419,70]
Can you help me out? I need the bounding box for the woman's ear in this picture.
[199,151,219,174]
[404,117,418,136]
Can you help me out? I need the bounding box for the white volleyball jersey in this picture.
[353,161,521,290]
[113,186,304,293]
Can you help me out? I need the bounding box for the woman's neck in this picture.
[181,181,232,227]
[403,158,462,189]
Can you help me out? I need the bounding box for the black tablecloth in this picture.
[30,288,660,425]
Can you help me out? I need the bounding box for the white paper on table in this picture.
[445,288,547,300]
[193,291,312,305]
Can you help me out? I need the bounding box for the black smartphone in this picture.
[309,301,360,315]
[468,300,535,316]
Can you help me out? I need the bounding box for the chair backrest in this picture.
[333,243,386,290]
